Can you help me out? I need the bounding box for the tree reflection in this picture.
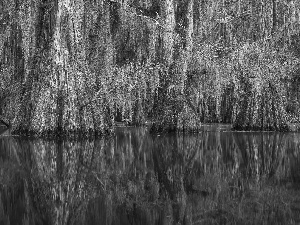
[232,132,298,184]
[1,129,300,224]
[0,137,99,225]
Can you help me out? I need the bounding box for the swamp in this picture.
[1,0,300,224]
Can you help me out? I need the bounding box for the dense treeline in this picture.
[1,0,300,136]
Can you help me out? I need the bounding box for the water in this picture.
[1,127,300,225]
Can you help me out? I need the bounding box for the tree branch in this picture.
[0,116,10,128]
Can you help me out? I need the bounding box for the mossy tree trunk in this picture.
[150,0,176,132]
[151,0,197,132]
[13,0,114,136]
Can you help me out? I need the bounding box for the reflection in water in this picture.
[1,128,300,224]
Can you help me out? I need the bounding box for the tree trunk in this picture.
[13,0,113,136]
[151,0,199,133]
[161,0,175,68]
[272,0,277,35]
[181,0,194,84]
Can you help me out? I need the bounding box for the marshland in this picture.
[1,0,300,224]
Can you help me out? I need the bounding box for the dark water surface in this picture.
[1,127,300,225]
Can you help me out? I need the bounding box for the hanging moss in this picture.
[226,42,298,131]
[1,0,300,135]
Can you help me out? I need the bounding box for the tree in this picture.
[1,0,300,135]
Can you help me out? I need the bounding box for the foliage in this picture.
[108,62,161,124]
[1,0,300,135]
[223,41,299,130]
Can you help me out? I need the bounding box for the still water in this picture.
[1,127,300,225]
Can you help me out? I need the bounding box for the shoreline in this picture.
[2,122,300,138]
